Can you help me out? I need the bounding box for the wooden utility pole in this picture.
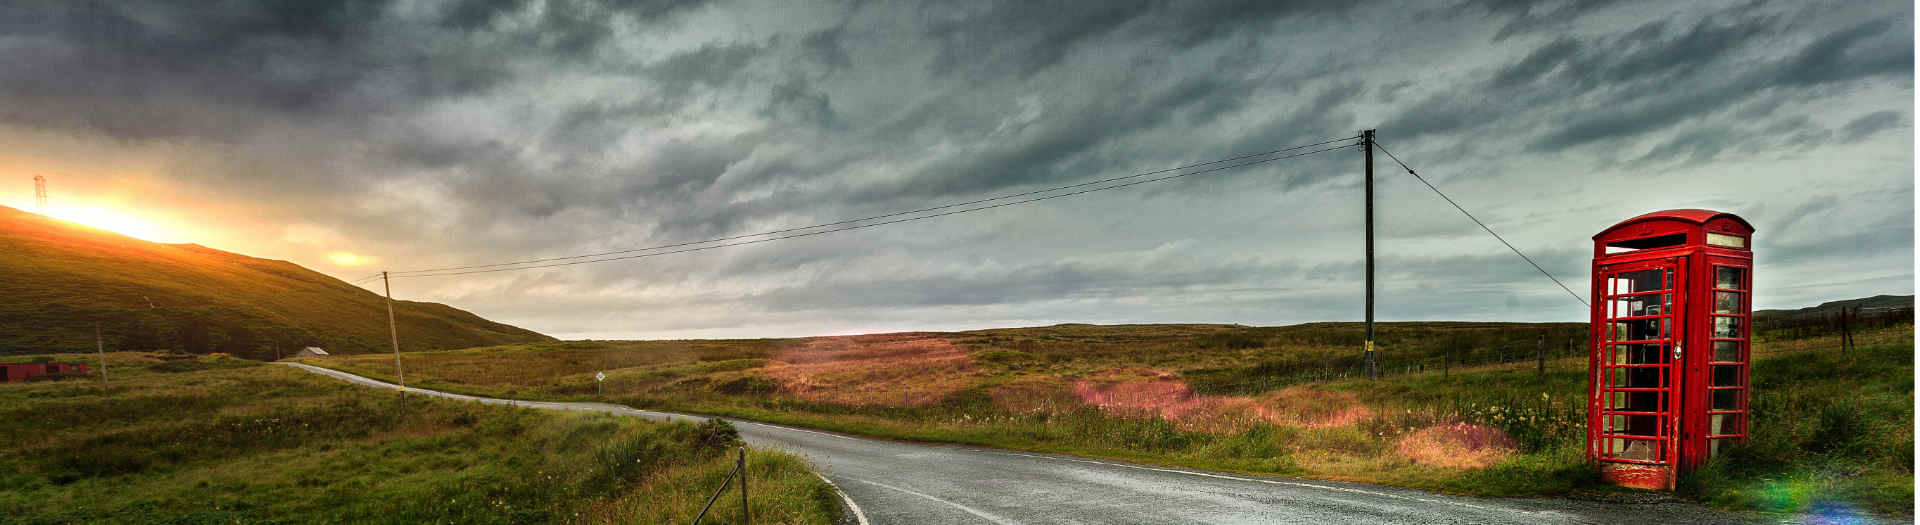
[383,271,405,401]
[96,325,107,389]
[1362,129,1378,380]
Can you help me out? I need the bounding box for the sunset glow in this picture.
[328,251,373,266]
[47,206,176,243]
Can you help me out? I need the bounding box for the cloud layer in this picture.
[0,0,1910,339]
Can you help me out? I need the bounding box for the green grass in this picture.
[0,204,552,357]
[1680,340,1914,517]
[303,321,1914,519]
[0,353,837,524]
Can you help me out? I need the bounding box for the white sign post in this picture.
[596,372,606,396]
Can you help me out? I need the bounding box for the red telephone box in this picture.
[1587,209,1754,490]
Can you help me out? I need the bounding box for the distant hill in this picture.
[1754,295,1914,319]
[0,205,552,357]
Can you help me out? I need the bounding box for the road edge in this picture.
[275,362,871,525]
[812,473,871,525]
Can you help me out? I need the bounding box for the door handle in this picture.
[1673,344,1682,360]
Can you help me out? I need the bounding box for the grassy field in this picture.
[306,320,1914,519]
[0,204,552,357]
[0,353,839,524]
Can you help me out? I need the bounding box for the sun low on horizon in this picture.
[37,203,182,244]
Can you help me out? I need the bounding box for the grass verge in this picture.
[0,353,837,524]
[303,323,1913,519]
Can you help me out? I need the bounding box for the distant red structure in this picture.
[0,362,89,382]
[1588,209,1754,490]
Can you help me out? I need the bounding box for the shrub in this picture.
[972,349,1039,367]
[24,372,88,382]
[713,375,778,396]
[1805,403,1871,456]
[693,418,741,451]
[1200,332,1267,350]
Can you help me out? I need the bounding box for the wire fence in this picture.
[1190,336,1593,396]
[690,447,749,525]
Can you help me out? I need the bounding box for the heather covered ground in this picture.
[308,321,1913,518]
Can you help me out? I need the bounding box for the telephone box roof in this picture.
[1593,209,1754,240]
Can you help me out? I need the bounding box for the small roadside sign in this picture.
[596,372,607,382]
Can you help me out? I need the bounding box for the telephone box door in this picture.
[1592,258,1685,489]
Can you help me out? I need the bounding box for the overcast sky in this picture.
[0,0,1911,339]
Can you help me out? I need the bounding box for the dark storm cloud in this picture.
[0,0,1909,338]
[1529,16,1909,153]
[1465,0,1637,41]
[0,1,507,141]
[1841,110,1905,143]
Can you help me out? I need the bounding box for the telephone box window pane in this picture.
[1707,233,1746,248]
[1612,437,1663,461]
[1613,294,1666,317]
[1714,291,1742,313]
[1712,365,1741,386]
[1611,270,1664,295]
[1714,316,1742,338]
[1611,343,1663,365]
[1633,343,1663,364]
[1715,267,1745,289]
[1713,341,1740,362]
[1710,414,1742,435]
[1712,389,1739,410]
[1610,366,1663,389]
[1610,319,1667,341]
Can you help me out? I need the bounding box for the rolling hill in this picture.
[0,204,552,357]
[1754,294,1914,319]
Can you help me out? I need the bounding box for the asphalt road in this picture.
[279,363,1755,524]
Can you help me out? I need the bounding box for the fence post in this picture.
[690,448,745,525]
[1536,332,1545,376]
[739,447,748,525]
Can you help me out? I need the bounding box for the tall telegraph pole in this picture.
[383,271,406,401]
[1362,129,1378,380]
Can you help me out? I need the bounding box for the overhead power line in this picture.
[391,139,1359,278]
[1371,140,1589,308]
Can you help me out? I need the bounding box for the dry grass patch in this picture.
[764,334,978,406]
[1159,396,1276,434]
[1262,386,1372,429]
[1069,369,1365,434]
[1394,423,1518,468]
[1072,369,1192,412]
[989,376,1081,414]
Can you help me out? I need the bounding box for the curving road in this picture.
[279,363,1753,524]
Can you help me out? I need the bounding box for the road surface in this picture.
[279,363,1753,524]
